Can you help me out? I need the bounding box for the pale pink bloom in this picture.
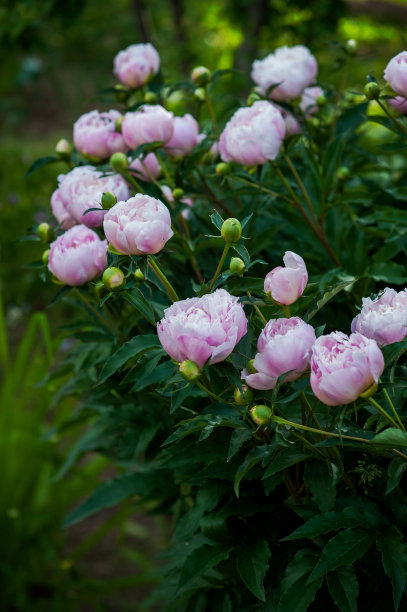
[73,110,127,160]
[113,43,160,88]
[251,45,318,102]
[157,289,247,368]
[122,105,174,149]
[351,288,407,346]
[264,251,308,305]
[48,225,107,286]
[51,166,130,228]
[219,101,285,165]
[163,114,204,157]
[299,86,323,116]
[388,96,407,114]
[283,111,301,135]
[129,152,162,182]
[310,332,384,406]
[50,189,76,229]
[103,194,173,255]
[384,51,407,97]
[209,141,219,160]
[242,317,316,390]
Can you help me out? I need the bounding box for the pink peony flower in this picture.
[351,288,407,346]
[48,225,107,286]
[122,105,174,150]
[384,51,407,98]
[73,110,127,160]
[163,114,204,157]
[219,101,285,165]
[129,152,162,182]
[388,96,407,114]
[51,166,130,228]
[299,86,323,116]
[251,45,318,102]
[283,111,301,135]
[157,288,247,368]
[310,332,384,406]
[242,317,316,390]
[103,194,173,255]
[113,43,160,89]
[264,251,308,305]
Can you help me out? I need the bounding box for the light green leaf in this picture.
[371,428,407,448]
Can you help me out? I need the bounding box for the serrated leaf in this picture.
[371,428,407,448]
[178,543,232,589]
[237,539,271,601]
[376,527,407,610]
[327,566,358,612]
[307,528,375,583]
[98,335,162,384]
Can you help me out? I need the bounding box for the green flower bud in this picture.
[247,92,262,106]
[172,187,184,200]
[101,192,117,209]
[110,152,129,172]
[115,115,123,132]
[234,384,253,406]
[345,39,358,56]
[364,82,381,101]
[102,267,126,291]
[144,91,158,104]
[229,257,245,275]
[193,87,206,102]
[55,138,73,157]
[221,218,242,243]
[216,162,231,176]
[93,281,107,301]
[316,95,326,106]
[42,249,50,265]
[179,359,200,382]
[336,166,350,181]
[250,405,272,426]
[247,359,257,375]
[191,66,211,86]
[37,222,54,243]
[134,268,145,281]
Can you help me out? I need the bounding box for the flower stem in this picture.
[247,290,267,324]
[383,388,406,431]
[73,289,116,336]
[368,397,402,430]
[282,305,291,318]
[123,171,146,194]
[284,155,319,227]
[147,255,179,302]
[208,243,230,292]
[376,99,407,137]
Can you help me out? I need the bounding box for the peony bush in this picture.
[28,40,407,610]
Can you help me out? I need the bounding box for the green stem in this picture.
[284,155,319,226]
[377,99,407,137]
[73,289,116,335]
[247,290,267,324]
[205,85,219,136]
[232,175,291,204]
[147,255,179,302]
[195,169,234,216]
[139,158,164,192]
[368,397,401,430]
[208,243,230,292]
[383,388,406,431]
[282,305,291,318]
[123,171,145,194]
[300,391,322,430]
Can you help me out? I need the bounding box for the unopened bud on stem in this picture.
[110,152,128,172]
[179,360,200,382]
[102,267,126,291]
[234,385,253,406]
[221,218,242,243]
[250,405,272,426]
[216,162,231,176]
[229,257,245,275]
[101,192,117,209]
[37,222,54,243]
[134,268,145,281]
[364,82,380,100]
[191,66,211,86]
[144,91,158,104]
[172,188,184,200]
[55,138,73,158]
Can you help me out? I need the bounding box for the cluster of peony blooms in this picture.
[45,41,407,411]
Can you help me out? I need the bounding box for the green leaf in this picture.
[131,360,175,391]
[277,549,322,612]
[376,527,407,610]
[304,276,356,322]
[178,543,232,589]
[25,155,59,177]
[237,539,271,602]
[386,459,407,494]
[322,136,344,198]
[307,528,375,583]
[210,209,224,231]
[282,507,380,541]
[122,289,156,324]
[262,447,309,480]
[98,334,161,384]
[227,428,252,462]
[303,461,339,512]
[367,262,407,285]
[232,243,250,269]
[326,566,359,612]
[371,428,407,448]
[234,445,272,497]
[171,384,193,413]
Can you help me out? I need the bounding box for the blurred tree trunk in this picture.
[169,0,189,75]
[234,0,269,71]
[132,0,150,42]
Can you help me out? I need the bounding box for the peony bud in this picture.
[216,162,231,176]
[101,192,118,209]
[134,268,145,281]
[144,91,158,104]
[229,257,245,275]
[221,218,242,243]
[172,188,184,200]
[103,267,126,291]
[336,166,350,181]
[193,87,206,102]
[264,251,308,306]
[364,82,381,101]
[345,39,358,56]
[247,92,262,106]
[110,152,129,172]
[191,66,211,86]
[234,384,253,406]
[179,359,201,381]
[250,405,272,426]
[247,359,257,374]
[115,115,123,132]
[55,138,73,157]
[316,94,326,106]
[42,249,50,265]
[37,222,54,243]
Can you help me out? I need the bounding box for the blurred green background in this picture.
[2,0,407,609]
